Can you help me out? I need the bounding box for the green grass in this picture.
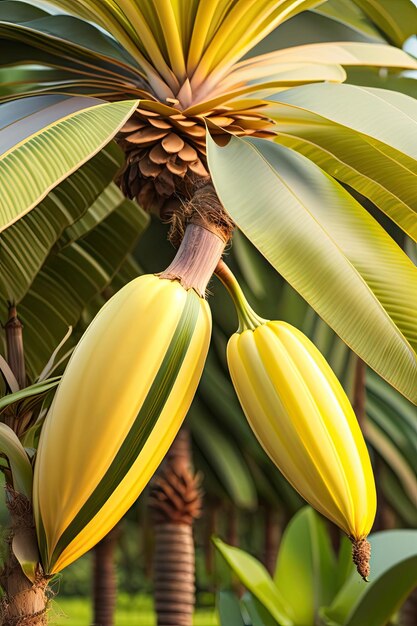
[49,595,219,626]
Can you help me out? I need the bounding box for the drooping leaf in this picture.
[271,83,417,162]
[226,42,417,90]
[0,143,124,310]
[16,198,149,377]
[207,133,417,403]
[0,95,139,230]
[269,83,417,240]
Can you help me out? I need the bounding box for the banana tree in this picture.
[2,0,417,624]
[2,0,417,399]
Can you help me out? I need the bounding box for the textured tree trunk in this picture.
[0,492,48,626]
[92,526,119,626]
[1,308,49,625]
[149,428,202,626]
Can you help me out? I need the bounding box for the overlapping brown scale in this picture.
[162,133,185,153]
[118,100,275,214]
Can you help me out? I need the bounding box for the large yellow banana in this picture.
[34,274,211,574]
[218,262,376,578]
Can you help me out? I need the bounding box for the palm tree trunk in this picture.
[92,526,119,626]
[0,307,48,625]
[0,491,48,626]
[149,428,202,626]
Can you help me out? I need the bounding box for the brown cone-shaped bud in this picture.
[352,537,371,581]
[149,472,202,526]
[149,429,202,525]
[118,102,275,215]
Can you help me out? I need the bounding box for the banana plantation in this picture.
[1,0,417,624]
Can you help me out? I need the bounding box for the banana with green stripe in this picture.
[33,273,211,574]
[216,261,376,580]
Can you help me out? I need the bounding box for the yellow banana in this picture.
[33,274,211,574]
[217,262,376,578]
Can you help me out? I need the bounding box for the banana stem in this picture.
[215,260,266,332]
[160,222,225,296]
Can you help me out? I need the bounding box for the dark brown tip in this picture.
[351,537,371,581]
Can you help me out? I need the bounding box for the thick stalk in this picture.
[92,526,119,626]
[149,429,202,626]
[0,492,48,626]
[161,182,232,296]
[160,222,225,296]
[1,308,48,624]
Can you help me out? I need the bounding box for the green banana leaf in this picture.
[0,143,124,311]
[271,83,417,159]
[250,10,381,60]
[0,95,138,230]
[207,133,417,404]
[270,83,417,240]
[14,198,149,377]
[0,2,152,102]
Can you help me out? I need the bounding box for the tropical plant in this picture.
[2,0,417,407]
[215,506,417,626]
[2,0,417,624]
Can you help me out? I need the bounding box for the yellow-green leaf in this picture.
[0,96,139,231]
[207,133,417,403]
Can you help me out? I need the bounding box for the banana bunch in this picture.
[217,262,376,579]
[34,274,211,574]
